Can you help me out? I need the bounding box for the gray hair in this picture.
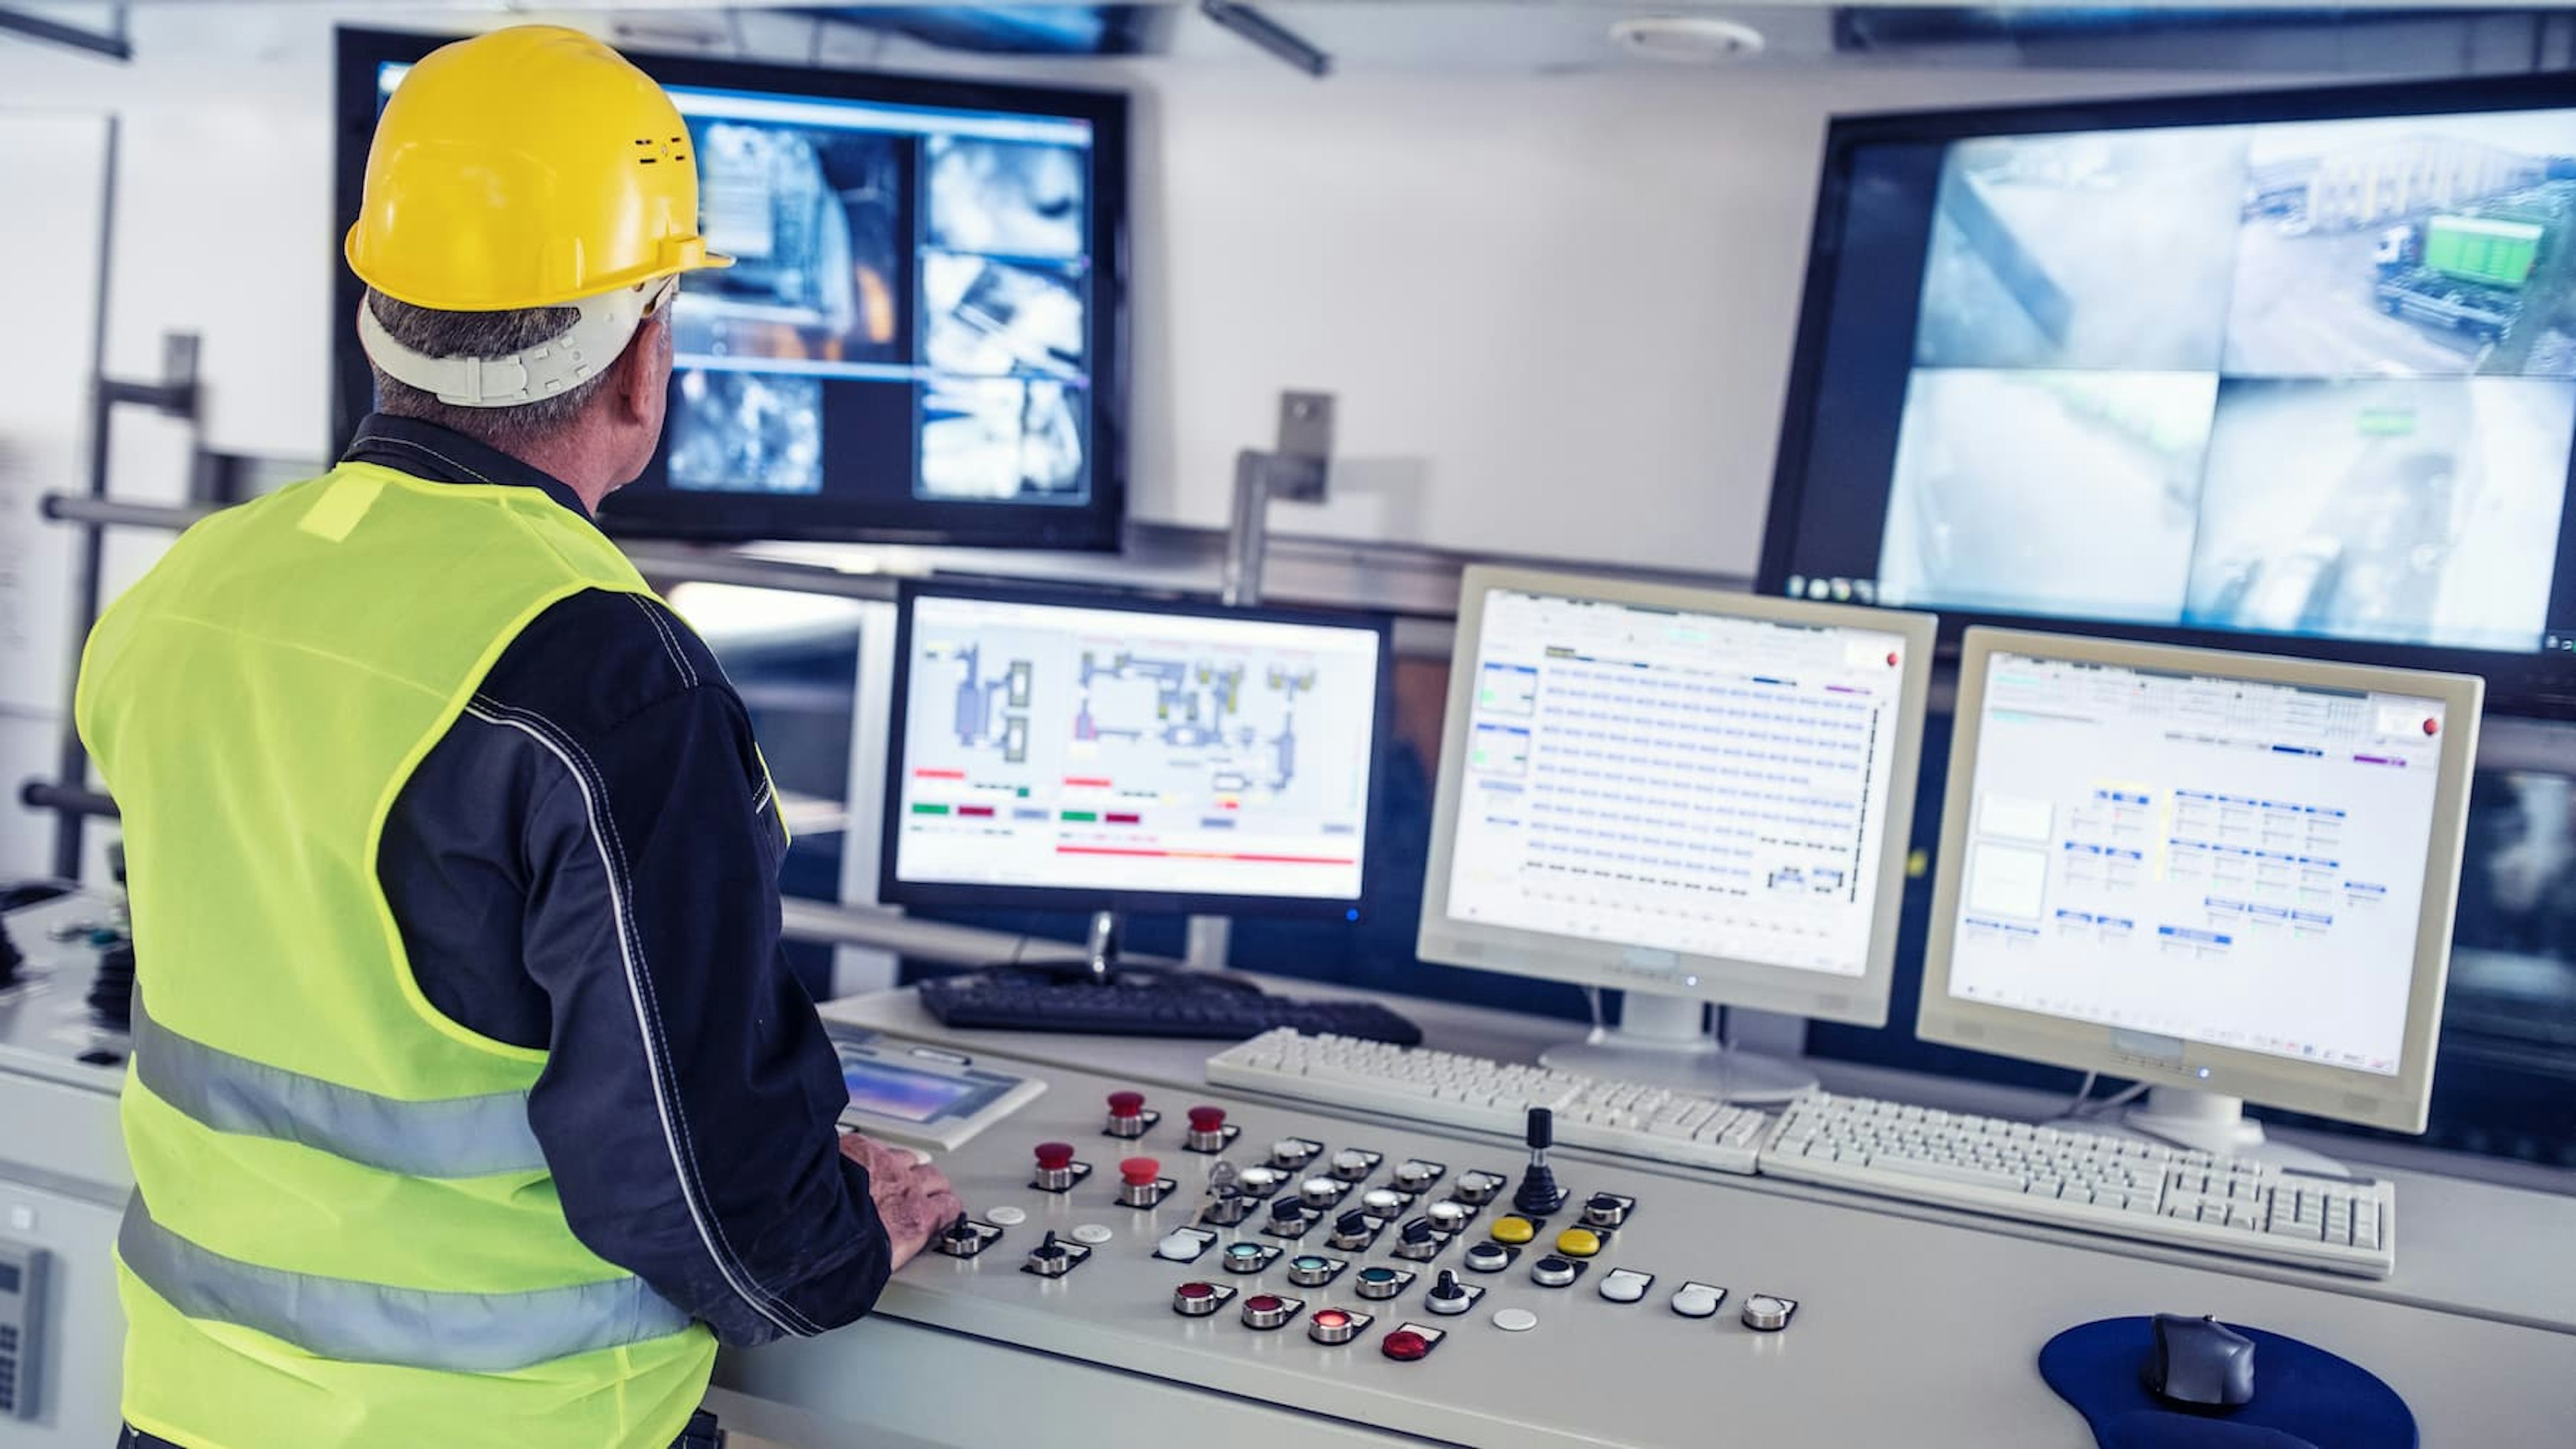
[364,288,620,450]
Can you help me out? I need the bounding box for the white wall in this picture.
[0,7,2339,579]
[0,110,111,878]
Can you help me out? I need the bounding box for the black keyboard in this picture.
[918,975,1423,1046]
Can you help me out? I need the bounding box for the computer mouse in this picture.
[2145,1313,2257,1409]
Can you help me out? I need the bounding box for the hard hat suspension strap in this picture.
[356,278,676,411]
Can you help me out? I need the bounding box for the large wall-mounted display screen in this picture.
[335,28,1128,550]
[1764,76,2576,714]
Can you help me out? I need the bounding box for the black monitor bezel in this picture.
[877,576,1399,921]
[331,26,1130,552]
[1758,70,2576,718]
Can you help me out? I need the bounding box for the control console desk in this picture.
[712,979,2576,1446]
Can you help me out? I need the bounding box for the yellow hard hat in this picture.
[345,25,729,313]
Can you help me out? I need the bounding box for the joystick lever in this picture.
[1513,1108,1566,1216]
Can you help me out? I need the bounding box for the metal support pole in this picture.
[1189,391,1336,970]
[49,325,197,881]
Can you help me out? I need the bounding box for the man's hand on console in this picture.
[841,1132,967,1270]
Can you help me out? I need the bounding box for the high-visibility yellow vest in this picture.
[76,462,716,1448]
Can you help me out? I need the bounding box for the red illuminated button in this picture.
[1177,1282,1216,1300]
[1307,1307,1360,1344]
[1381,1329,1432,1361]
[1173,1281,1221,1316]
[2424,718,2440,737]
[1246,1294,1283,1312]
[1187,1106,1226,1132]
[1887,652,1901,667]
[1108,1091,1146,1118]
[1035,1142,1075,1171]
[1121,1157,1163,1187]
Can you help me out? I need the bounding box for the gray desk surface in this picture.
[820,977,2576,1340]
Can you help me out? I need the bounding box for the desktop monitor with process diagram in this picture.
[1417,566,1937,1102]
[1916,627,2484,1159]
[880,579,1394,975]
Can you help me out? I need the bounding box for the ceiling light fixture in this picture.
[1609,15,1766,63]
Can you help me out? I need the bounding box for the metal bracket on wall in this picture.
[1221,390,1336,610]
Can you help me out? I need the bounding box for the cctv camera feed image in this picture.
[1815,101,2576,660]
[659,93,1096,508]
[371,62,1109,534]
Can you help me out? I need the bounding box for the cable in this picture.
[1582,985,1605,1036]
[2066,1079,2153,1120]
[2061,1071,2100,1118]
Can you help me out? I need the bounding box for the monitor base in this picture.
[2057,1088,2350,1177]
[1538,1032,1818,1104]
[1537,991,1817,1104]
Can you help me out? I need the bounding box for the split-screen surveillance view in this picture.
[1884,108,2576,654]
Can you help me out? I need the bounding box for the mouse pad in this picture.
[2040,1317,2416,1449]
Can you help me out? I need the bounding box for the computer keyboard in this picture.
[1756,1094,2396,1277]
[918,977,1423,1045]
[1205,1028,1772,1174]
[1208,1031,2398,1276]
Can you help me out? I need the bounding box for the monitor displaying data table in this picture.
[1420,568,1936,1029]
[881,582,1393,918]
[1919,628,2483,1132]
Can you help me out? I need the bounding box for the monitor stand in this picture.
[996,912,1250,994]
[1536,991,1817,1104]
[2062,1087,2350,1176]
[1009,910,1137,984]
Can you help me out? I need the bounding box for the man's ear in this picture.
[612,313,669,425]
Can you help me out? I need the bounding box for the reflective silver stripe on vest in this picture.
[131,995,547,1179]
[120,1197,694,1373]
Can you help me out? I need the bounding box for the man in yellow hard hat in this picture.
[77,26,959,1448]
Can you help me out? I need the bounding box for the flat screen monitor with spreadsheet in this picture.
[879,581,1393,918]
[1418,568,1937,1032]
[1917,628,2484,1133]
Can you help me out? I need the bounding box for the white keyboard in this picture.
[1758,1094,2396,1277]
[1205,1028,1772,1175]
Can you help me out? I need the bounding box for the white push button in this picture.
[1670,1282,1724,1318]
[987,1206,1027,1226]
[1598,1269,1651,1303]
[1491,1308,1539,1332]
[1156,1231,1210,1262]
[1071,1224,1116,1246]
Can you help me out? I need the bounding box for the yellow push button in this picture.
[1554,1228,1603,1258]
[1489,1215,1538,1245]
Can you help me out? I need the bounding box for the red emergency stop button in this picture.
[1381,1328,1431,1361]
